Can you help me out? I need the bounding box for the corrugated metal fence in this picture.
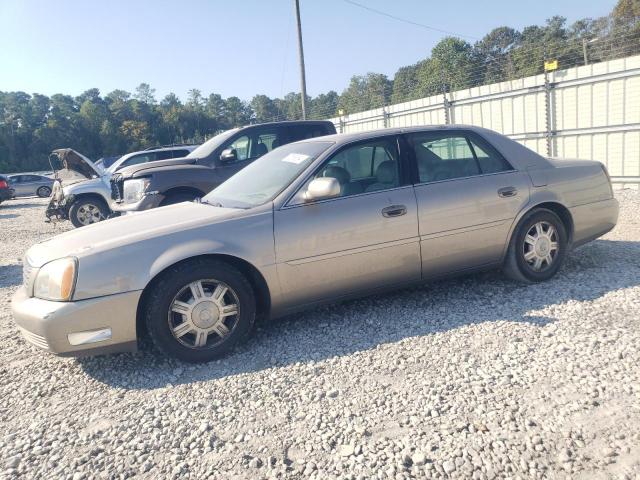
[330,54,640,185]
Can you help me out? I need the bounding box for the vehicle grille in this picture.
[18,327,50,350]
[110,174,124,201]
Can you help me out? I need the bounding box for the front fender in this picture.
[72,208,277,301]
[63,179,111,205]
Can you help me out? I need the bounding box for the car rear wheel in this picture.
[144,259,256,363]
[37,186,52,198]
[503,208,568,283]
[69,197,110,228]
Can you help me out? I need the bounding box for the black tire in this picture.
[68,197,110,228]
[37,186,52,198]
[503,208,568,283]
[159,192,199,207]
[144,259,256,363]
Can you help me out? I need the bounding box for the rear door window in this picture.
[171,149,190,158]
[119,153,152,168]
[467,136,513,174]
[408,133,481,183]
[153,150,175,161]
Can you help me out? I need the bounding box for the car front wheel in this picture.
[144,259,256,363]
[504,208,568,283]
[69,197,110,227]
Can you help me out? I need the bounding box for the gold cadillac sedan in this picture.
[12,126,618,362]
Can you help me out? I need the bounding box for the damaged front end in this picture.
[45,180,74,222]
[45,149,102,223]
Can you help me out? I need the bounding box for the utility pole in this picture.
[582,38,589,66]
[294,0,308,120]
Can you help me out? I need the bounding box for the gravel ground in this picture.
[0,192,639,480]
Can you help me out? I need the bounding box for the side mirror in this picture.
[219,148,237,162]
[303,177,341,202]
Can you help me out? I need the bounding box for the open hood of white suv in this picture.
[50,148,103,186]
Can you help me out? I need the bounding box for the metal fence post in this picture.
[543,57,555,157]
[439,71,451,125]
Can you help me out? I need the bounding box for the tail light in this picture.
[600,163,614,196]
[0,179,8,189]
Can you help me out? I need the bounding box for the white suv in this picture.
[46,145,196,227]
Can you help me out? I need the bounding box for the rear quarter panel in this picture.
[524,159,616,247]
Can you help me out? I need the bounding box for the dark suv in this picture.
[111,120,336,213]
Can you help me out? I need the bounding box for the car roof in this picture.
[119,145,197,159]
[298,124,501,145]
[238,120,334,129]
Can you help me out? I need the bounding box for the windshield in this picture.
[203,141,333,208]
[106,157,125,173]
[187,128,239,159]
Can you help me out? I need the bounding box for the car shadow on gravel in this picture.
[0,265,23,287]
[77,238,640,390]
[2,201,45,210]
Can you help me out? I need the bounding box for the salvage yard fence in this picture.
[330,54,640,187]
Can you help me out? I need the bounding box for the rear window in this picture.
[287,124,333,142]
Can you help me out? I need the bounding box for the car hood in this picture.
[26,201,244,267]
[50,149,103,186]
[117,156,199,178]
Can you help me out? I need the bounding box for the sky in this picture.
[0,0,617,102]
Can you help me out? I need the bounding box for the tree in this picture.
[474,27,520,82]
[338,73,391,114]
[310,91,338,119]
[250,94,278,122]
[224,97,251,127]
[430,37,477,92]
[134,83,156,104]
[391,64,418,103]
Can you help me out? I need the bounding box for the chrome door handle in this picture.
[381,205,407,218]
[498,187,517,198]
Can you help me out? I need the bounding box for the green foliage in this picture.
[0,0,638,172]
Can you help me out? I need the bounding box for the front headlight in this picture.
[33,257,77,301]
[123,178,149,204]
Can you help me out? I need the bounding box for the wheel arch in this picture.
[136,253,271,339]
[503,199,575,261]
[531,201,574,245]
[70,191,110,207]
[160,186,207,202]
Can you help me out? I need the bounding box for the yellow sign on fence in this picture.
[544,59,559,72]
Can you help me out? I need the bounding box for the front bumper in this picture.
[11,287,141,357]
[111,193,163,213]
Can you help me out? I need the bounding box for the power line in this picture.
[342,0,479,41]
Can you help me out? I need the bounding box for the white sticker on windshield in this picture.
[281,153,310,164]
